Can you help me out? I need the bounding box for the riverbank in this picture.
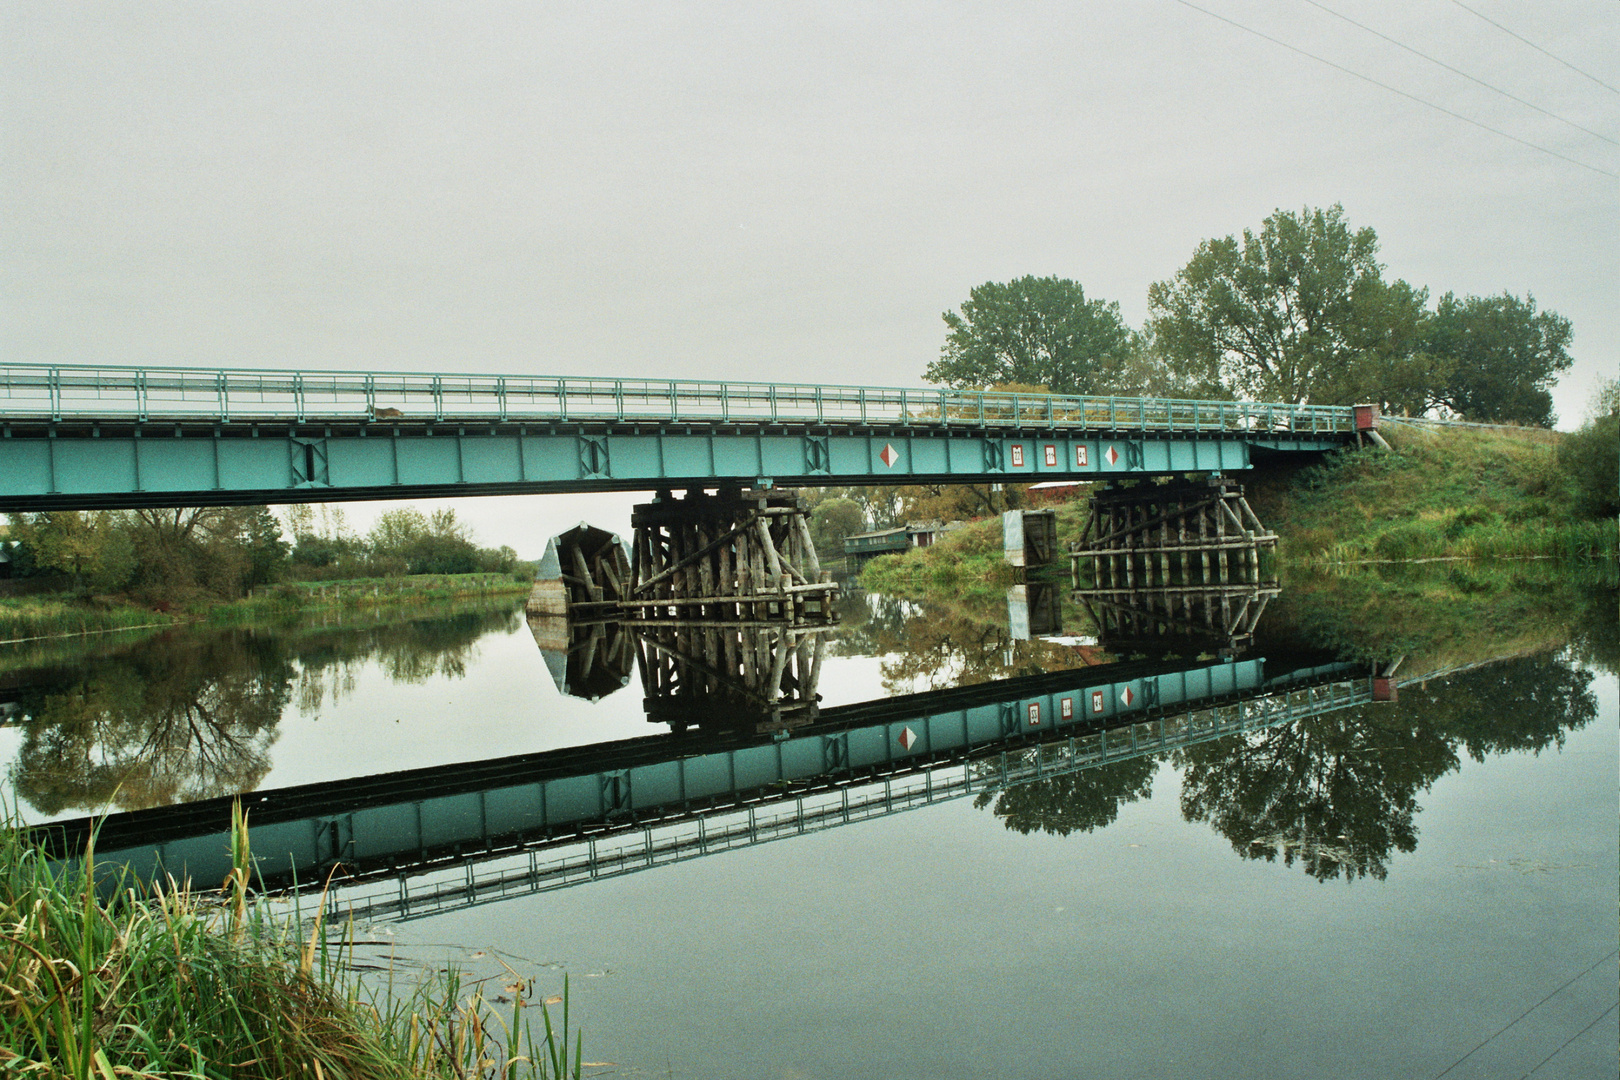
[1250,422,1618,565]
[859,421,1616,598]
[0,572,531,645]
[0,807,580,1077]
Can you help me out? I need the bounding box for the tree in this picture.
[809,497,866,563]
[926,276,1131,395]
[6,511,135,593]
[1557,377,1619,519]
[1148,205,1431,407]
[1424,292,1573,425]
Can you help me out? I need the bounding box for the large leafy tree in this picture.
[926,276,1131,395]
[1148,205,1431,407]
[1424,291,1573,425]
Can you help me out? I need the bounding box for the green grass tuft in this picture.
[0,805,582,1078]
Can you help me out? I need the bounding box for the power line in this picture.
[1170,0,1618,179]
[1449,0,1620,96]
[1520,1001,1618,1078]
[1432,948,1619,1079]
[1298,0,1617,147]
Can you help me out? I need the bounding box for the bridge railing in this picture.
[0,363,1354,433]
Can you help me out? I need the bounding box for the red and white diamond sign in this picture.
[1104,445,1120,466]
[879,443,899,468]
[898,726,918,751]
[1122,686,1135,707]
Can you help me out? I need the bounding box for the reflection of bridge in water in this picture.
[44,648,1391,921]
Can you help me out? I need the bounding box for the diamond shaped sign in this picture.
[1104,445,1119,466]
[879,443,899,468]
[1122,686,1135,707]
[898,726,918,751]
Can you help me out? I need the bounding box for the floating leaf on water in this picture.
[470,950,487,959]
[542,994,564,1005]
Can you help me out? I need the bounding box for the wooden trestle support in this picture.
[1070,476,1279,654]
[625,488,839,624]
[624,488,839,732]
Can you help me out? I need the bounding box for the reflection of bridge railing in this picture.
[1,362,1355,434]
[326,678,1372,922]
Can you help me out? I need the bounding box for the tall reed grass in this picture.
[0,804,582,1078]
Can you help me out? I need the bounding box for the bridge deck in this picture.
[0,364,1355,509]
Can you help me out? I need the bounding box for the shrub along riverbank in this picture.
[0,807,581,1077]
[0,573,531,645]
[859,421,1617,598]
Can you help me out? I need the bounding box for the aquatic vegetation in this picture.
[0,803,582,1078]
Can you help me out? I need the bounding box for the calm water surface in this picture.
[2,587,1615,1079]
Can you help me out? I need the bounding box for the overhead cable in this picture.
[1298,0,1616,147]
[1448,0,1620,96]
[1170,0,1618,178]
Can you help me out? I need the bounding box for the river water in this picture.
[1,578,1615,1079]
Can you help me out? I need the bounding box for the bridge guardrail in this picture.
[0,363,1355,434]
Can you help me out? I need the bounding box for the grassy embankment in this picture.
[0,806,582,1078]
[0,573,531,645]
[859,422,1617,599]
[1252,422,1618,565]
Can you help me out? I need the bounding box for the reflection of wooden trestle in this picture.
[634,623,830,735]
[1074,583,1279,656]
[1070,476,1276,591]
[1071,476,1278,655]
[626,488,839,624]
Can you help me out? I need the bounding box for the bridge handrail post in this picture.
[430,375,443,422]
[769,382,777,422]
[939,389,947,427]
[1108,397,1116,431]
[721,381,730,421]
[1010,393,1018,428]
[815,384,823,422]
[859,387,867,424]
[1192,401,1200,431]
[615,379,624,421]
[1046,395,1054,426]
[976,392,984,427]
[362,373,375,419]
[290,372,302,424]
[496,375,507,421]
[667,380,677,420]
[49,366,61,423]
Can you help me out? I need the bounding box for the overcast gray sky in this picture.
[4,1,1615,552]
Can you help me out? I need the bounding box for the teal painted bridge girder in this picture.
[0,364,1354,510]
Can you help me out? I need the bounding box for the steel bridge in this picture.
[45,652,1368,914]
[0,364,1359,511]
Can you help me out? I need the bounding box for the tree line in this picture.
[2,503,526,603]
[928,204,1575,426]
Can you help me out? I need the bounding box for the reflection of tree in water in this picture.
[976,755,1158,837]
[289,608,521,716]
[837,593,1090,694]
[6,604,522,815]
[10,633,291,815]
[1174,654,1596,883]
[973,653,1597,883]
